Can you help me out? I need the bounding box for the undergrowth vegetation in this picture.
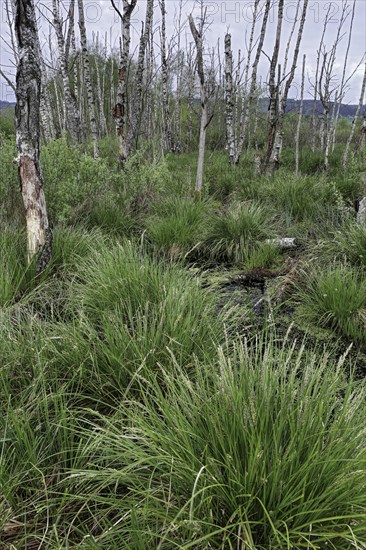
[1,133,366,547]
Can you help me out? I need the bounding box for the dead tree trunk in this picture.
[159,0,173,152]
[15,0,50,265]
[224,33,235,165]
[269,0,308,172]
[343,61,366,170]
[234,0,260,164]
[111,0,137,164]
[77,0,99,157]
[295,54,306,174]
[243,0,271,158]
[264,0,284,175]
[127,0,154,156]
[189,11,208,201]
[52,0,80,142]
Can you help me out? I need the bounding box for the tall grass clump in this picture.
[0,228,29,306]
[260,172,337,226]
[330,222,366,270]
[296,265,366,341]
[146,197,210,259]
[73,241,227,384]
[204,201,273,263]
[67,337,366,548]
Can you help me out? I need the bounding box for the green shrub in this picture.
[204,202,273,263]
[69,338,366,548]
[41,138,112,222]
[296,265,366,341]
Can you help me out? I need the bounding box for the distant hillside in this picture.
[0,100,15,110]
[259,98,365,118]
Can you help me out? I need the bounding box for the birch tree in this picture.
[77,0,99,157]
[189,9,208,200]
[14,0,50,264]
[111,0,137,164]
[267,0,308,173]
[295,54,306,174]
[224,33,235,165]
[52,0,80,141]
[343,61,366,170]
[127,0,154,156]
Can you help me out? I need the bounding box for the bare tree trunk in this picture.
[343,61,366,170]
[224,33,235,165]
[15,0,50,265]
[296,54,306,174]
[159,0,172,152]
[127,0,154,156]
[240,0,270,161]
[52,0,80,142]
[111,0,137,164]
[189,11,208,200]
[268,0,308,173]
[264,0,284,174]
[331,0,356,152]
[77,0,99,157]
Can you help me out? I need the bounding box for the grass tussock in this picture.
[62,338,366,548]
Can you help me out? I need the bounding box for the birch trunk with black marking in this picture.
[127,0,154,156]
[189,11,207,200]
[235,0,260,164]
[343,61,366,170]
[159,0,172,151]
[15,0,49,264]
[77,0,99,157]
[52,0,80,141]
[224,33,235,165]
[269,0,308,173]
[265,0,284,175]
[295,54,306,174]
[331,0,356,152]
[111,0,137,164]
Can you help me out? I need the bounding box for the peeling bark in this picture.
[15,0,49,264]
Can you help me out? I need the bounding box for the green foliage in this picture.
[243,241,281,270]
[41,138,113,222]
[204,201,273,263]
[296,265,366,341]
[68,338,366,548]
[0,107,15,138]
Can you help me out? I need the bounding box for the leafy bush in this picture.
[296,265,366,341]
[204,202,273,263]
[68,338,366,548]
[41,138,112,222]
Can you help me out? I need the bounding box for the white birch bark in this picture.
[52,0,80,141]
[77,0,99,158]
[224,33,235,165]
[343,61,366,170]
[241,0,270,159]
[159,0,173,152]
[268,0,308,173]
[127,0,154,156]
[295,54,306,174]
[111,0,137,164]
[14,0,49,264]
[189,11,207,200]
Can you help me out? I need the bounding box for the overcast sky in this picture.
[1,0,365,103]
